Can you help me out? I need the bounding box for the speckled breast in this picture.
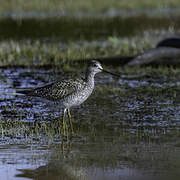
[62,86,94,108]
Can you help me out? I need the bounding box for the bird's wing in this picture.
[29,78,86,101]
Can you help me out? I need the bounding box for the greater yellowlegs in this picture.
[17,60,119,136]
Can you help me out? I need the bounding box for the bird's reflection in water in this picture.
[16,139,88,180]
[61,140,72,158]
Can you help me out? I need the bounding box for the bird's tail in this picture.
[15,88,33,95]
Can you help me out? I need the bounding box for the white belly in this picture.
[62,87,93,108]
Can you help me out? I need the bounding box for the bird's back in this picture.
[17,77,87,102]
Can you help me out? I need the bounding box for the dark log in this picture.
[156,37,180,48]
[126,47,180,67]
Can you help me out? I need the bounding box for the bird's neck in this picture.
[85,70,96,86]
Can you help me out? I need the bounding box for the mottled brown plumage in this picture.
[24,78,86,101]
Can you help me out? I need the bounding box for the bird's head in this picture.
[88,60,103,74]
[87,60,120,77]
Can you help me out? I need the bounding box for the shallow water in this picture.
[0,66,180,180]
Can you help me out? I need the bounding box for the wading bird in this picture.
[17,60,119,136]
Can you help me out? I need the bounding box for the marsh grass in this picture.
[0,0,180,14]
[0,117,63,144]
[0,102,62,143]
[0,29,175,67]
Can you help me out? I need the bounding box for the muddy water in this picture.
[0,66,180,180]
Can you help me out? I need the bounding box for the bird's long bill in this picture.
[102,69,120,77]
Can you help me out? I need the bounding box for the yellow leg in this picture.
[62,109,66,136]
[67,108,74,135]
